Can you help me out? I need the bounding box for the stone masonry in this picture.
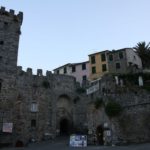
[0,7,88,145]
[0,6,150,147]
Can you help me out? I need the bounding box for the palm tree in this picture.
[133,41,150,69]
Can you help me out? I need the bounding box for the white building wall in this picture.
[53,62,90,86]
[125,49,142,69]
[54,65,72,75]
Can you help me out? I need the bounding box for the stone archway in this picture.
[56,94,73,136]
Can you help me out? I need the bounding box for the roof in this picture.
[53,63,71,71]
[88,50,109,56]
[105,48,133,53]
[53,61,89,71]
[71,61,89,66]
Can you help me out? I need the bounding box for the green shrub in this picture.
[119,74,139,85]
[94,98,103,109]
[105,101,122,118]
[119,73,150,86]
[76,87,86,94]
[142,85,150,92]
[142,73,150,81]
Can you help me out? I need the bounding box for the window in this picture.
[4,22,8,26]
[0,56,2,62]
[91,56,95,64]
[30,102,38,112]
[92,66,96,74]
[72,65,76,72]
[101,53,106,61]
[102,64,107,72]
[31,119,36,128]
[119,52,123,59]
[0,41,4,45]
[116,63,121,69]
[0,82,1,92]
[4,22,9,29]
[82,75,87,81]
[0,79,2,92]
[56,70,59,74]
[109,54,113,61]
[82,63,86,70]
[64,67,67,74]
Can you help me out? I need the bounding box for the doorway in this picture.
[96,125,104,145]
[60,118,70,136]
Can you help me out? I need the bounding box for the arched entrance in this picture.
[56,94,73,136]
[60,118,70,135]
[96,125,104,145]
[15,140,24,147]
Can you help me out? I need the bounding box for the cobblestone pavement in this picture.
[1,138,150,150]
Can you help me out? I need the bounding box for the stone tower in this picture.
[0,6,23,145]
[0,6,23,74]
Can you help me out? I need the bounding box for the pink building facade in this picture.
[53,61,90,86]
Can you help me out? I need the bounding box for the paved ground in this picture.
[1,138,150,150]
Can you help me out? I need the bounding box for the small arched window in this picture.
[31,119,36,128]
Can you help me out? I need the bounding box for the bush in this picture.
[142,85,150,92]
[119,73,150,86]
[119,74,139,85]
[105,101,122,118]
[76,87,86,94]
[94,98,103,109]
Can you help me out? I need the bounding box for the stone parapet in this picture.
[0,6,23,24]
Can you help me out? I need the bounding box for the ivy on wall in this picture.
[105,101,122,118]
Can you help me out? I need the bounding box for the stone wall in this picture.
[0,6,22,146]
[0,6,150,147]
[86,74,150,145]
[12,67,88,144]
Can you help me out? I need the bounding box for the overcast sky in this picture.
[1,0,150,73]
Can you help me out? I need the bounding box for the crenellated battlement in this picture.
[16,66,76,83]
[0,6,23,24]
[26,68,32,76]
[17,66,53,77]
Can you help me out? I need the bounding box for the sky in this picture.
[1,0,150,74]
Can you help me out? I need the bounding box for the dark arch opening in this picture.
[60,118,70,136]
[15,140,24,147]
[96,125,104,145]
[58,94,70,100]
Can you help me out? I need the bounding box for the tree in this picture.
[133,41,150,69]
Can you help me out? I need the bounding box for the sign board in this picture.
[86,83,99,95]
[104,122,108,128]
[106,130,111,136]
[138,76,143,86]
[115,76,119,85]
[2,123,13,133]
[70,134,87,147]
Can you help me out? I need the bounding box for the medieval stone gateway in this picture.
[0,7,150,147]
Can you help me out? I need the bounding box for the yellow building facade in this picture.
[89,51,109,81]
